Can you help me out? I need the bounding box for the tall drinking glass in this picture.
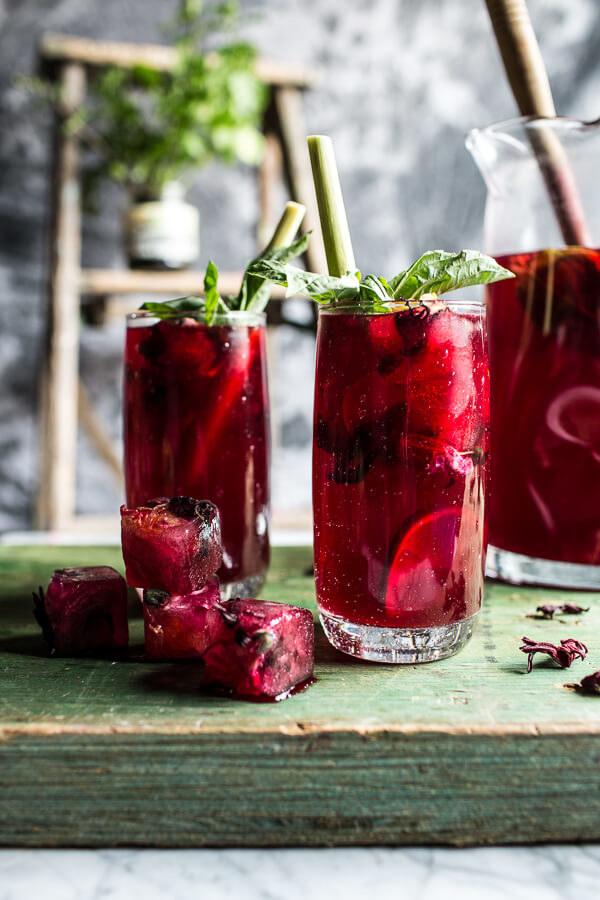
[313,298,489,663]
[467,116,600,588]
[123,308,270,598]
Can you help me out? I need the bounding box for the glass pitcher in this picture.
[466,116,600,588]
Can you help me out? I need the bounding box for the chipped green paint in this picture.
[1,545,599,846]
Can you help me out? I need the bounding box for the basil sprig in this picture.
[236,232,309,313]
[388,250,514,299]
[140,231,309,324]
[246,248,514,310]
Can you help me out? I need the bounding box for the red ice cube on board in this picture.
[143,590,315,699]
[143,578,221,660]
[34,566,128,656]
[121,497,222,594]
[202,599,315,699]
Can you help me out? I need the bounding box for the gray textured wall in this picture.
[0,0,598,531]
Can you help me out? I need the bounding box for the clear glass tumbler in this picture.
[123,308,270,598]
[313,298,489,663]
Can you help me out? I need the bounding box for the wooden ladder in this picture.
[36,32,324,532]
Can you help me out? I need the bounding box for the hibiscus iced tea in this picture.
[313,299,489,662]
[124,311,270,597]
[487,247,600,585]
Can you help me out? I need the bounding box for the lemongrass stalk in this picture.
[307,135,356,277]
[265,201,306,251]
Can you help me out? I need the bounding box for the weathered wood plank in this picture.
[79,268,286,299]
[1,546,599,846]
[39,32,320,89]
[257,131,284,249]
[2,732,600,847]
[36,63,86,531]
[81,268,236,297]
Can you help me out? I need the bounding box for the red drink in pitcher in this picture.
[313,299,489,662]
[467,114,600,587]
[487,247,600,575]
[124,311,270,597]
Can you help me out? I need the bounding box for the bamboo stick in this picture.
[485,0,590,246]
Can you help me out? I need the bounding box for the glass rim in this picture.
[467,113,600,145]
[317,297,486,315]
[126,307,266,326]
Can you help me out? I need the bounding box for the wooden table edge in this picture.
[2,721,600,739]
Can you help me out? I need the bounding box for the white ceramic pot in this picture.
[124,181,200,270]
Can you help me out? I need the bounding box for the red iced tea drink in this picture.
[124,311,270,597]
[487,248,600,579]
[313,299,489,661]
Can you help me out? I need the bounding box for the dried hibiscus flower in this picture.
[578,670,600,695]
[536,602,589,619]
[520,636,588,673]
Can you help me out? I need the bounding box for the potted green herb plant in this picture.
[25,0,268,268]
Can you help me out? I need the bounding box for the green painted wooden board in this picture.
[1,544,600,847]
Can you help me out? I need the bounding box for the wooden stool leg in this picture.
[36,62,86,530]
[257,130,283,249]
[78,381,123,484]
[273,86,328,277]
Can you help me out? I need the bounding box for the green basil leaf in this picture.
[203,259,222,325]
[239,231,310,313]
[139,296,207,317]
[389,249,514,300]
[286,267,360,302]
[245,258,360,303]
[264,232,310,267]
[141,246,514,320]
[359,274,393,303]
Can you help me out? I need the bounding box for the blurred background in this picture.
[0,0,598,536]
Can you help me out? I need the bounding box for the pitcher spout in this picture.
[466,115,600,251]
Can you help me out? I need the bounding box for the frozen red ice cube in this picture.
[202,599,315,699]
[121,497,222,594]
[143,589,315,699]
[34,566,128,656]
[143,578,221,660]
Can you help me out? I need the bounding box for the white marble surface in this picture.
[2,847,600,900]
